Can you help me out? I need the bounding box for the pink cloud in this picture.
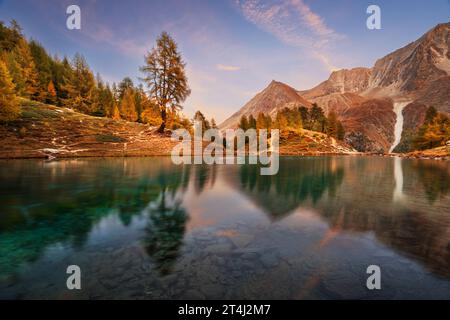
[216,64,241,71]
[84,24,148,57]
[236,0,344,72]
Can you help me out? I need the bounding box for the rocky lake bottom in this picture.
[1,156,449,299]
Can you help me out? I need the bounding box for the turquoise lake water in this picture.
[0,156,449,299]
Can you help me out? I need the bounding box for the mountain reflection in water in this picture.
[0,156,449,299]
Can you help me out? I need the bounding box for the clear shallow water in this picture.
[0,156,449,300]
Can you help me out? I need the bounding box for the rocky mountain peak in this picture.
[301,67,372,100]
[219,22,450,152]
[365,22,450,98]
[219,80,311,129]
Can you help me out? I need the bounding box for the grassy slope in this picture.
[0,100,355,159]
[0,100,177,159]
[278,129,355,155]
[405,146,450,159]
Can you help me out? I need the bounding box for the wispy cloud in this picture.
[236,0,343,71]
[85,24,148,57]
[290,0,336,39]
[216,64,241,71]
[313,52,339,72]
[237,0,341,48]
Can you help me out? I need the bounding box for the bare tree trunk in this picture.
[157,107,167,133]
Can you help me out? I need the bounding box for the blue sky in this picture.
[0,0,449,122]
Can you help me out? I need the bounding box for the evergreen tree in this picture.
[275,112,288,130]
[0,20,23,51]
[3,50,22,92]
[211,118,217,129]
[48,56,65,105]
[63,53,96,114]
[120,87,138,122]
[248,114,257,129]
[134,85,146,122]
[118,77,134,99]
[29,40,53,102]
[141,32,191,133]
[104,85,115,117]
[193,110,210,132]
[326,111,338,138]
[91,74,104,116]
[256,112,266,130]
[238,115,249,130]
[12,39,38,98]
[284,107,302,131]
[0,60,20,122]
[298,106,309,129]
[0,20,191,126]
[53,56,74,104]
[310,103,326,132]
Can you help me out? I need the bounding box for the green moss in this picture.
[20,107,59,120]
[95,134,127,143]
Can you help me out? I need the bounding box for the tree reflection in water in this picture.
[413,160,450,203]
[0,159,190,278]
[1,156,449,296]
[143,190,188,276]
[235,156,450,277]
[142,164,220,274]
[238,157,345,219]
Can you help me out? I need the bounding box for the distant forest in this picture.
[237,105,345,141]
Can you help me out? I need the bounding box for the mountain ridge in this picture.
[219,80,311,130]
[219,22,450,152]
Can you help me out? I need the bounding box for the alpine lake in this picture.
[0,156,449,299]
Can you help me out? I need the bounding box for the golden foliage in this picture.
[414,108,450,150]
[0,60,20,122]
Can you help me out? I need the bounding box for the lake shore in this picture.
[0,102,354,160]
[1,102,448,160]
